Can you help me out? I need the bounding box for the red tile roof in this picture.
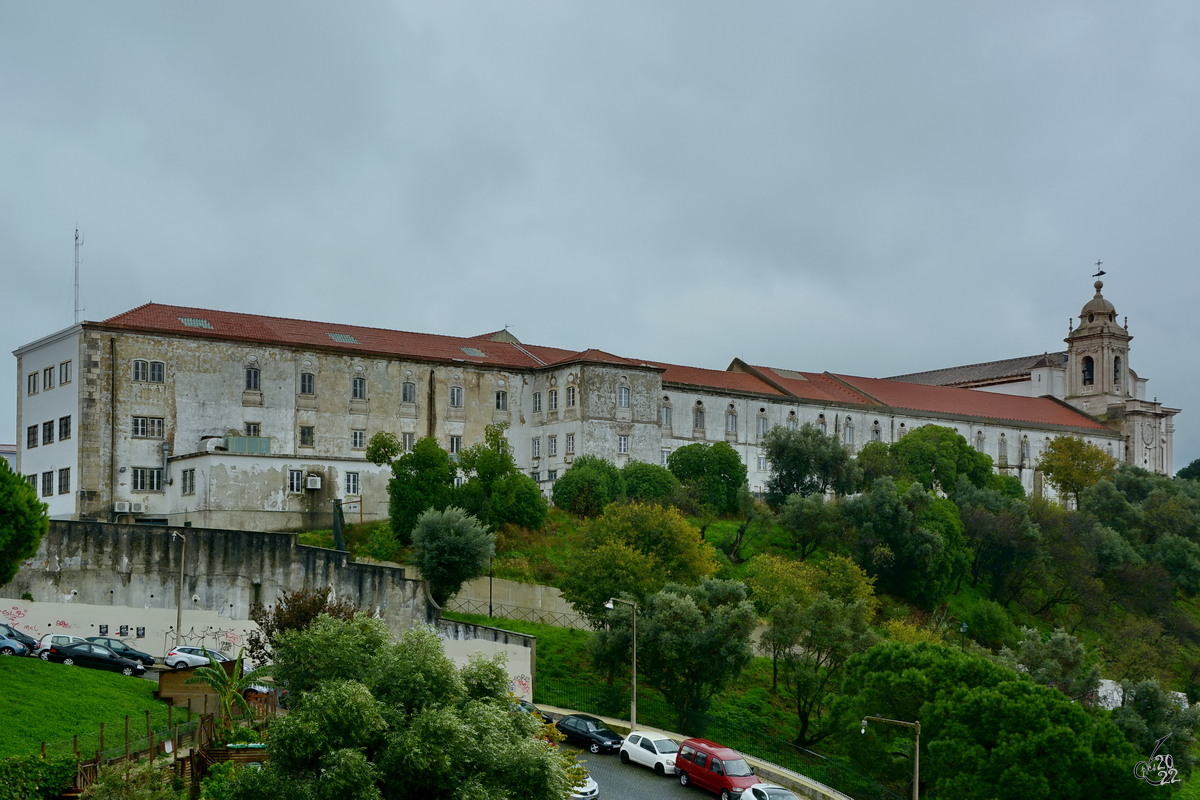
[651,361,786,396]
[830,374,1110,431]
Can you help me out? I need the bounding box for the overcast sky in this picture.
[2,2,1197,470]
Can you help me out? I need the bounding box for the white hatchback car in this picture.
[619,731,679,776]
[37,633,88,660]
[165,646,230,669]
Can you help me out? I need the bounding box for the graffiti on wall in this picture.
[509,673,532,699]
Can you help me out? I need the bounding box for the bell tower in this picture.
[1064,280,1132,418]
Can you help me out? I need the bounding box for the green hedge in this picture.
[0,755,76,800]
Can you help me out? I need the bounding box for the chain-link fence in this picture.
[444,597,588,629]
[535,678,903,800]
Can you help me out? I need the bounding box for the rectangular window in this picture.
[288,469,303,493]
[346,472,360,496]
[449,386,463,408]
[27,373,37,395]
[132,417,147,438]
[402,432,414,452]
[661,447,671,466]
[182,468,196,495]
[495,390,508,411]
[300,373,315,395]
[131,468,146,491]
[565,433,575,454]
[133,360,147,381]
[132,417,164,438]
[661,406,672,427]
[532,437,541,458]
[548,389,558,411]
[618,435,629,454]
[533,392,542,413]
[60,360,72,385]
[59,416,71,440]
[26,475,36,489]
[449,435,462,454]
[42,421,54,445]
[566,386,576,407]
[245,423,260,437]
[547,470,557,481]
[58,468,70,495]
[245,367,260,391]
[757,454,768,471]
[530,471,541,483]
[43,367,54,390]
[26,425,38,449]
[548,436,557,457]
[352,377,367,399]
[300,426,315,447]
[402,381,416,404]
[617,386,630,408]
[694,409,705,429]
[42,471,53,497]
[726,413,738,433]
[758,417,769,437]
[149,361,165,383]
[352,430,366,449]
[133,468,164,492]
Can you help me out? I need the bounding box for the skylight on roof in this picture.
[460,347,487,358]
[774,369,807,381]
[178,317,213,329]
[328,333,359,344]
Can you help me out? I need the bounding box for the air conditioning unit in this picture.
[113,501,130,513]
[306,475,322,490]
[130,503,145,514]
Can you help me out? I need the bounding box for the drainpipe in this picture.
[109,338,116,518]
[427,369,437,438]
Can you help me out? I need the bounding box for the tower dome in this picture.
[1075,280,1122,332]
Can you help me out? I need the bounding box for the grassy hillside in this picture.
[0,657,174,758]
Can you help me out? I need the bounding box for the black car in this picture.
[0,623,37,655]
[44,642,146,677]
[86,637,156,666]
[556,714,624,754]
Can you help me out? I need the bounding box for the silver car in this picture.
[164,646,230,668]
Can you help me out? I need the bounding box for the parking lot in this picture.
[580,750,696,800]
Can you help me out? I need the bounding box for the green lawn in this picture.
[0,657,175,759]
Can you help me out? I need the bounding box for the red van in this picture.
[675,738,758,799]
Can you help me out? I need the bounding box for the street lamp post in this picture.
[959,621,968,651]
[171,532,186,647]
[861,715,920,800]
[605,597,637,732]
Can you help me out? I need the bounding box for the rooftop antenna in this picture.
[73,227,84,324]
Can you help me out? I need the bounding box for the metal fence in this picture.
[536,679,903,800]
[444,597,589,630]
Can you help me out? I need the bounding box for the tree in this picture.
[454,423,547,531]
[726,484,773,565]
[410,507,494,607]
[560,502,718,625]
[777,595,877,746]
[0,458,48,587]
[621,460,680,503]
[1178,458,1200,482]
[185,648,273,742]
[777,492,844,560]
[81,759,185,800]
[387,437,456,545]
[667,442,747,515]
[951,478,1041,603]
[598,579,756,731]
[1037,435,1117,506]
[761,423,860,507]
[888,424,994,493]
[995,627,1100,702]
[229,620,578,800]
[246,587,358,667]
[551,455,625,517]
[1111,679,1200,777]
[364,431,403,466]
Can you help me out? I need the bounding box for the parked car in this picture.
[675,738,757,799]
[620,731,679,776]
[0,634,29,657]
[514,699,553,725]
[744,784,800,800]
[568,770,600,800]
[555,714,623,754]
[0,623,37,654]
[164,646,230,668]
[42,641,146,677]
[86,637,156,666]
[37,633,88,660]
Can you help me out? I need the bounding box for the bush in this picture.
[621,461,680,503]
[0,755,76,800]
[551,456,625,517]
[961,598,1018,650]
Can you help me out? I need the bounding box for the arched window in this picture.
[133,360,148,381]
[300,373,315,395]
[616,386,629,408]
[817,414,826,435]
[898,422,907,437]
[660,397,672,427]
[843,417,854,446]
[1082,356,1095,386]
[1114,356,1122,388]
[352,376,366,399]
[786,411,798,431]
[402,381,416,404]
[567,386,578,407]
[693,402,705,431]
[725,405,738,433]
[871,421,882,442]
[1020,436,1030,464]
[449,386,464,408]
[149,361,165,383]
[975,431,985,451]
[245,367,260,391]
[999,433,1008,462]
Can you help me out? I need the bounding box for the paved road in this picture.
[580,751,698,800]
